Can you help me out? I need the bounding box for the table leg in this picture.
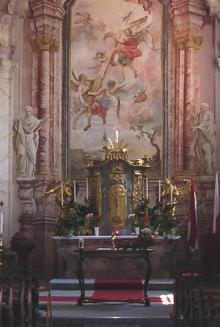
[144,252,151,306]
[76,249,85,306]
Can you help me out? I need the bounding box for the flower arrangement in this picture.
[54,201,97,236]
[133,198,178,237]
[128,228,154,250]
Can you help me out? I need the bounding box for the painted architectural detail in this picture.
[13,106,48,178]
[190,103,216,176]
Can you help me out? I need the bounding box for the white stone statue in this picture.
[191,103,216,175]
[13,105,48,178]
[205,0,220,20]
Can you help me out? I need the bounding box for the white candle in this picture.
[146,178,149,199]
[158,179,161,202]
[86,178,89,200]
[0,210,3,246]
[74,180,77,202]
[61,181,64,207]
[115,130,119,143]
[170,185,173,205]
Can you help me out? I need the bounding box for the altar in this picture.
[53,235,184,280]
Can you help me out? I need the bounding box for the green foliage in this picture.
[134,199,177,236]
[54,202,97,236]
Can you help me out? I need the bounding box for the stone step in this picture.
[38,302,174,327]
[50,278,174,291]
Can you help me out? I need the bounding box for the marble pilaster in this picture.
[169,0,207,174]
[0,56,17,247]
[30,0,65,176]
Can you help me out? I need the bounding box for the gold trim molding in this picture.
[176,34,203,50]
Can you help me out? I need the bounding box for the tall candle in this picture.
[146,178,149,199]
[170,185,173,205]
[158,179,161,202]
[0,210,3,246]
[86,178,89,200]
[73,180,77,202]
[61,181,64,207]
[115,130,119,143]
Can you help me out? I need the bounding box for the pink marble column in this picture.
[30,0,65,176]
[38,48,50,174]
[169,0,207,174]
[183,46,194,170]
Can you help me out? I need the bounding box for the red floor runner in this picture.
[92,279,143,300]
[39,279,173,303]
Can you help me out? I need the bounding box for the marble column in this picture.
[30,0,64,176]
[169,0,207,174]
[29,0,65,278]
[175,34,203,171]
[38,47,50,175]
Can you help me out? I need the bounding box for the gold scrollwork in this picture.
[131,172,143,210]
[109,163,125,184]
[30,36,59,52]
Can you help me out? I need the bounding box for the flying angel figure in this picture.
[104,15,156,81]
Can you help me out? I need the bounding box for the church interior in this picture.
[0,0,220,326]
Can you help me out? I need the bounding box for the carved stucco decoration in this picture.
[30,0,65,52]
[0,15,10,48]
[175,33,203,50]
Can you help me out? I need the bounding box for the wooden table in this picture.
[75,248,152,306]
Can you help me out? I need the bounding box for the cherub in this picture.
[88,51,108,70]
[74,11,92,25]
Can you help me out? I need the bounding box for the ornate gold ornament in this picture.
[44,180,72,218]
[176,33,203,50]
[84,138,151,232]
[108,184,127,228]
[132,172,143,210]
[108,163,125,185]
[30,36,59,52]
[84,138,151,169]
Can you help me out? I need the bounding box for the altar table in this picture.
[75,247,152,306]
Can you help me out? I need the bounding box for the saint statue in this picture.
[191,103,216,176]
[13,105,48,178]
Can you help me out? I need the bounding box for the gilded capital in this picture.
[175,34,203,50]
[30,0,65,52]
[30,35,59,52]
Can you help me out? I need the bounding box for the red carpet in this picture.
[92,279,143,300]
[39,279,173,304]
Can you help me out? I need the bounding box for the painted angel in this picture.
[71,74,126,131]
[104,15,156,81]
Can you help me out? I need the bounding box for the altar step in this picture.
[37,279,175,327]
[49,278,174,291]
[38,303,175,327]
